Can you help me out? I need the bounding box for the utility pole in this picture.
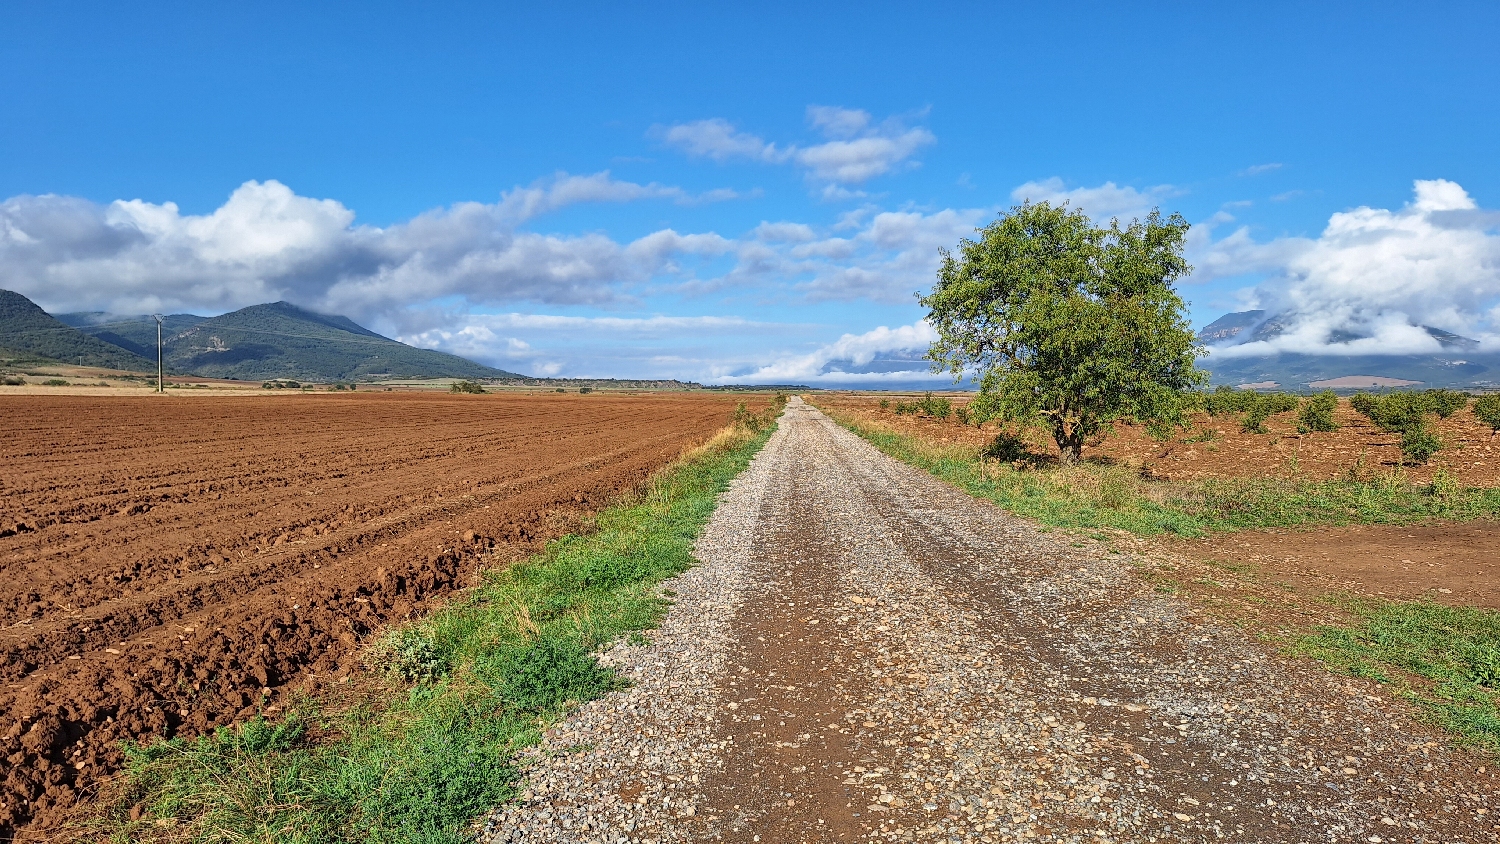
[154,314,164,394]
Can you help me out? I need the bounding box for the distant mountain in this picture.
[1197,309,1499,390]
[57,313,208,358]
[156,301,521,381]
[1197,310,1267,344]
[0,290,155,371]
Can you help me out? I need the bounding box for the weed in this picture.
[878,399,890,410]
[731,401,781,433]
[1428,467,1463,502]
[1293,599,1500,752]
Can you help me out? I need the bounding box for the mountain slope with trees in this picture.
[0,290,155,370]
[159,301,522,381]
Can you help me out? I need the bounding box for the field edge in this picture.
[75,414,780,844]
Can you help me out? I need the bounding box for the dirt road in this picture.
[0,392,739,840]
[485,397,1498,843]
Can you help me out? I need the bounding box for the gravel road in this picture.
[481,397,1498,843]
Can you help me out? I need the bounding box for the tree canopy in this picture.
[921,201,1204,462]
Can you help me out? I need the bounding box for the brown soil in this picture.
[815,393,1500,486]
[1166,521,1500,609]
[0,392,742,841]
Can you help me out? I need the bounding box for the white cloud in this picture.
[686,206,985,304]
[1199,179,1500,356]
[720,321,940,384]
[658,106,935,194]
[1009,177,1178,223]
[1241,163,1283,176]
[0,176,736,321]
[752,221,817,243]
[800,208,986,301]
[658,119,787,163]
[495,170,740,221]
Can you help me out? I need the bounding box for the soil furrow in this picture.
[0,392,739,841]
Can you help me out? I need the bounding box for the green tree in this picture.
[922,201,1204,462]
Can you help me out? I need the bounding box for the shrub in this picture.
[878,399,890,410]
[579,386,593,394]
[1425,389,1470,418]
[731,401,780,433]
[1,376,24,386]
[1353,392,1428,433]
[450,380,486,394]
[982,431,1031,462]
[1205,385,1258,417]
[1349,391,1379,418]
[555,388,565,393]
[918,393,953,419]
[1474,394,1500,432]
[42,378,69,386]
[1241,392,1299,433]
[1297,390,1339,433]
[954,406,971,425]
[1400,426,1443,464]
[1351,391,1449,464]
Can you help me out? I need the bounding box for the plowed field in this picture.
[0,392,740,839]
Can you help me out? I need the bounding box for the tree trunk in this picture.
[1053,426,1084,464]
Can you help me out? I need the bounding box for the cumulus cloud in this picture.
[1198,179,1500,357]
[681,206,985,304]
[0,175,737,321]
[658,106,935,194]
[1009,177,1179,223]
[720,321,941,384]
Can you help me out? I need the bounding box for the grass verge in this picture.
[85,420,775,844]
[1292,599,1500,753]
[830,412,1500,538]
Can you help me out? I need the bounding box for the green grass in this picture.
[1293,600,1500,752]
[835,415,1500,538]
[88,423,773,844]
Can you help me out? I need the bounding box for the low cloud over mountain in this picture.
[1198,180,1500,359]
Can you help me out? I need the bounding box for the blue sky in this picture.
[3,2,1498,385]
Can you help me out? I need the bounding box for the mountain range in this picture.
[1,290,521,381]
[1197,310,1500,390]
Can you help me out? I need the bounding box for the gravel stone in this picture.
[480,398,1499,843]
